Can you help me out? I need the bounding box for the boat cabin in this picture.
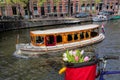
[30,24,99,46]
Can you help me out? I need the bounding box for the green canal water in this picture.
[0,20,120,80]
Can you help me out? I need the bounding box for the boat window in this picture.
[36,36,44,44]
[56,35,62,43]
[80,32,84,39]
[46,35,55,46]
[86,32,89,38]
[67,34,72,41]
[91,28,98,37]
[74,33,78,40]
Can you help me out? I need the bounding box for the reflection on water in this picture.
[0,20,120,80]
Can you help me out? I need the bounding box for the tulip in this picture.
[73,50,77,56]
[81,50,84,55]
[63,57,68,61]
[84,56,90,62]
[63,53,67,57]
[75,56,79,62]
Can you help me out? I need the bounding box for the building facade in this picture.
[0,0,119,18]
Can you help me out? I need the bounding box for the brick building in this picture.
[0,0,119,18]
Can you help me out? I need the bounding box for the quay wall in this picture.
[0,20,25,31]
[0,17,92,32]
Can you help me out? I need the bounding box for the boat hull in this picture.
[13,33,105,58]
[92,15,113,22]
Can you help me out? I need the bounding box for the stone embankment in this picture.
[0,17,92,32]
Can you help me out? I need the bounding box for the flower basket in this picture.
[65,59,97,80]
[60,49,98,80]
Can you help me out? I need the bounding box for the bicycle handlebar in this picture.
[103,55,119,60]
[97,55,119,62]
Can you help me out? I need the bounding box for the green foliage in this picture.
[66,50,73,62]
[53,0,60,5]
[38,0,46,6]
[0,0,4,2]
[95,0,101,4]
[5,0,12,4]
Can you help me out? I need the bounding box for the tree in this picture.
[0,0,12,16]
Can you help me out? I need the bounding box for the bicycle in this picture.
[96,55,120,80]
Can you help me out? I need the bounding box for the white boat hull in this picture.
[14,33,105,58]
[92,15,112,22]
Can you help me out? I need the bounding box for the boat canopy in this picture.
[30,24,99,35]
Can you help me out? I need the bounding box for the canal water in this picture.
[0,20,120,80]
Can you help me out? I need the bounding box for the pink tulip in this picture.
[84,56,90,62]
[72,50,77,56]
[75,56,79,62]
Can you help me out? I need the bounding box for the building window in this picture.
[24,7,28,15]
[59,4,62,12]
[53,5,57,12]
[33,3,38,15]
[47,4,51,13]
[87,4,90,10]
[76,3,79,12]
[65,4,68,12]
[12,6,17,15]
[81,4,85,11]
[92,3,95,10]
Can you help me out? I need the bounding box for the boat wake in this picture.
[13,51,29,59]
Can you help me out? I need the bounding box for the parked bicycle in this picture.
[96,55,120,80]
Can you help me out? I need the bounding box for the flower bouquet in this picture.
[63,49,91,63]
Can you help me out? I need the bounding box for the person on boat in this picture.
[36,36,44,44]
[46,36,51,45]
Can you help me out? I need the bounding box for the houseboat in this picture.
[14,24,105,58]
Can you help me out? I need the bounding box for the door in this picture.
[41,7,45,16]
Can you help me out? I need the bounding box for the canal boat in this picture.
[14,24,105,58]
[92,14,113,22]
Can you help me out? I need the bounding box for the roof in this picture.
[30,24,99,35]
